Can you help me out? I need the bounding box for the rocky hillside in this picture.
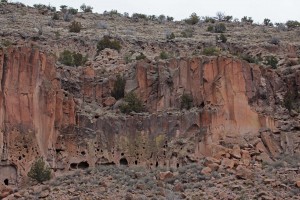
[0,2,300,199]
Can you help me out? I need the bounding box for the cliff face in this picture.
[0,48,75,185]
[0,48,298,186]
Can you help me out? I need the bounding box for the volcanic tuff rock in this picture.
[0,2,299,199]
[0,46,299,188]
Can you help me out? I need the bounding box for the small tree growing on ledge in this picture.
[120,92,144,114]
[28,157,51,183]
[180,93,193,110]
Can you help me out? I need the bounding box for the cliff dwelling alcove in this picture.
[78,161,89,169]
[119,158,128,165]
[0,165,17,186]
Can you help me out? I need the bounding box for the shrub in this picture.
[136,53,147,60]
[59,50,87,66]
[132,13,147,20]
[216,34,227,43]
[68,8,78,15]
[275,23,287,31]
[166,32,175,40]
[180,93,193,110]
[60,5,67,12]
[214,23,226,33]
[264,18,272,26]
[264,56,278,69]
[241,54,258,64]
[284,91,293,112]
[185,13,199,25]
[111,75,126,100]
[216,12,225,21]
[203,16,215,23]
[269,37,280,45]
[1,0,8,3]
[158,14,166,23]
[160,51,169,59]
[97,36,121,52]
[202,47,219,56]
[181,28,194,38]
[224,15,233,22]
[52,12,59,20]
[167,16,174,22]
[28,158,51,183]
[97,21,108,29]
[69,21,81,33]
[286,20,300,29]
[63,12,72,22]
[241,16,253,24]
[80,4,93,13]
[207,25,214,32]
[120,92,144,113]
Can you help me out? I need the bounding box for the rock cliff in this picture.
[0,47,299,187]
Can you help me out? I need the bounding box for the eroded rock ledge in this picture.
[0,47,298,186]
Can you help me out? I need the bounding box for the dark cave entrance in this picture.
[78,161,89,169]
[119,158,128,165]
[4,179,8,185]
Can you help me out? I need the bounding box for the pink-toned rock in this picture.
[231,145,241,159]
[256,141,267,153]
[159,171,174,181]
[261,131,282,157]
[103,97,116,107]
[296,180,300,188]
[201,167,212,175]
[221,158,235,169]
[241,150,251,166]
[173,183,184,192]
[236,165,254,180]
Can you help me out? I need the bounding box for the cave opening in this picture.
[119,158,128,165]
[78,161,89,169]
[70,163,77,169]
[4,179,8,185]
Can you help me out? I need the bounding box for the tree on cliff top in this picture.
[28,157,51,183]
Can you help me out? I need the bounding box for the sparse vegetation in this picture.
[264,56,278,69]
[28,157,51,183]
[111,75,126,100]
[80,4,93,13]
[166,32,175,40]
[286,20,300,29]
[269,37,280,45]
[136,53,147,60]
[120,92,144,114]
[181,28,194,38]
[59,50,87,67]
[264,18,273,26]
[202,47,219,56]
[207,25,214,32]
[160,51,169,59]
[97,36,121,52]
[241,54,260,64]
[180,93,193,110]
[214,23,226,33]
[241,16,253,24]
[216,34,227,43]
[184,13,200,25]
[52,12,59,20]
[69,21,81,33]
[284,92,292,112]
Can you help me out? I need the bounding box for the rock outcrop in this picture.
[0,47,298,187]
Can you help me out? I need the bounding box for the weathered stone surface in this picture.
[201,167,212,175]
[159,171,174,181]
[261,131,282,157]
[0,47,298,187]
[231,145,242,159]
